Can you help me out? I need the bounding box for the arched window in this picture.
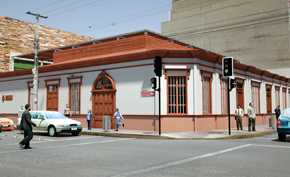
[95,77,113,90]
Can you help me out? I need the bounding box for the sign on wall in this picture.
[2,95,13,101]
[141,90,155,97]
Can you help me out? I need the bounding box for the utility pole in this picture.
[26,11,47,111]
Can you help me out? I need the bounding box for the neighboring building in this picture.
[0,30,289,132]
[161,0,290,71]
[0,15,94,72]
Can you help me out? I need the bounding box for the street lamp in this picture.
[5,14,47,111]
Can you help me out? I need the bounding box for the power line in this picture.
[73,4,171,32]
[162,7,289,34]
[30,0,65,12]
[42,0,85,14]
[49,0,103,17]
[174,15,290,41]
[79,9,169,34]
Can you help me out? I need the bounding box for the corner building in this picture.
[0,30,289,132]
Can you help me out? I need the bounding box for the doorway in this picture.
[47,85,59,111]
[92,71,116,129]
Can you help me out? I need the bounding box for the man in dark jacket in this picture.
[19,104,38,149]
[274,106,281,119]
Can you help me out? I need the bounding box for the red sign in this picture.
[5,95,13,101]
[141,90,155,97]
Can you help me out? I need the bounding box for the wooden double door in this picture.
[92,91,116,129]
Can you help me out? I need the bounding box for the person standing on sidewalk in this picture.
[274,106,281,119]
[87,109,92,131]
[19,104,38,149]
[112,108,124,131]
[247,102,256,132]
[235,104,244,130]
[18,105,24,117]
[64,104,71,118]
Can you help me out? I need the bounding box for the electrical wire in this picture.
[79,9,169,34]
[162,7,289,34]
[30,0,65,12]
[73,4,171,32]
[174,16,289,41]
[42,0,85,14]
[48,0,103,17]
[76,5,289,35]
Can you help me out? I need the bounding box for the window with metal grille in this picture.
[221,80,228,114]
[251,83,260,113]
[168,77,186,114]
[282,88,286,110]
[275,87,280,108]
[203,77,211,114]
[70,83,80,114]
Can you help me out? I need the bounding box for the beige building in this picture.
[162,0,290,74]
[0,15,94,72]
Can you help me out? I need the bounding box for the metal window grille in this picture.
[275,88,280,108]
[221,80,227,114]
[168,77,186,114]
[203,78,210,113]
[251,86,260,113]
[70,83,80,114]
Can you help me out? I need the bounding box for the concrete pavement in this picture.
[80,125,277,139]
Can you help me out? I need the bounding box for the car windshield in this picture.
[44,112,68,119]
[282,109,290,118]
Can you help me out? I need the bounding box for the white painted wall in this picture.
[0,57,288,117]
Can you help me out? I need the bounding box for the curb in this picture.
[79,129,277,140]
[79,131,176,139]
[216,129,277,139]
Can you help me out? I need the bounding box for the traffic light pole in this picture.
[228,77,231,135]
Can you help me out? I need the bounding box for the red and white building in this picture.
[1,30,290,132]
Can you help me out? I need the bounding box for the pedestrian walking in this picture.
[64,104,71,117]
[235,104,244,130]
[19,104,38,149]
[274,106,281,119]
[112,108,124,131]
[87,109,92,131]
[247,102,256,132]
[18,105,24,117]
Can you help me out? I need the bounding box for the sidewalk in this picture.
[80,125,277,139]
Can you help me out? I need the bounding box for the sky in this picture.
[0,0,172,39]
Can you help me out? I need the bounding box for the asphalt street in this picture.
[0,131,289,177]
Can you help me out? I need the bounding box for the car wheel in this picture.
[278,133,286,141]
[72,132,79,136]
[48,126,57,137]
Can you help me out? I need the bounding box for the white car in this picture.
[17,111,82,137]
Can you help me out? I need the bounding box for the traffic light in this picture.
[222,57,233,77]
[150,77,156,90]
[154,56,162,77]
[230,78,236,91]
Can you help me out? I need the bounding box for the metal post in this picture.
[228,77,231,135]
[158,75,161,135]
[32,14,39,111]
[27,12,47,111]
